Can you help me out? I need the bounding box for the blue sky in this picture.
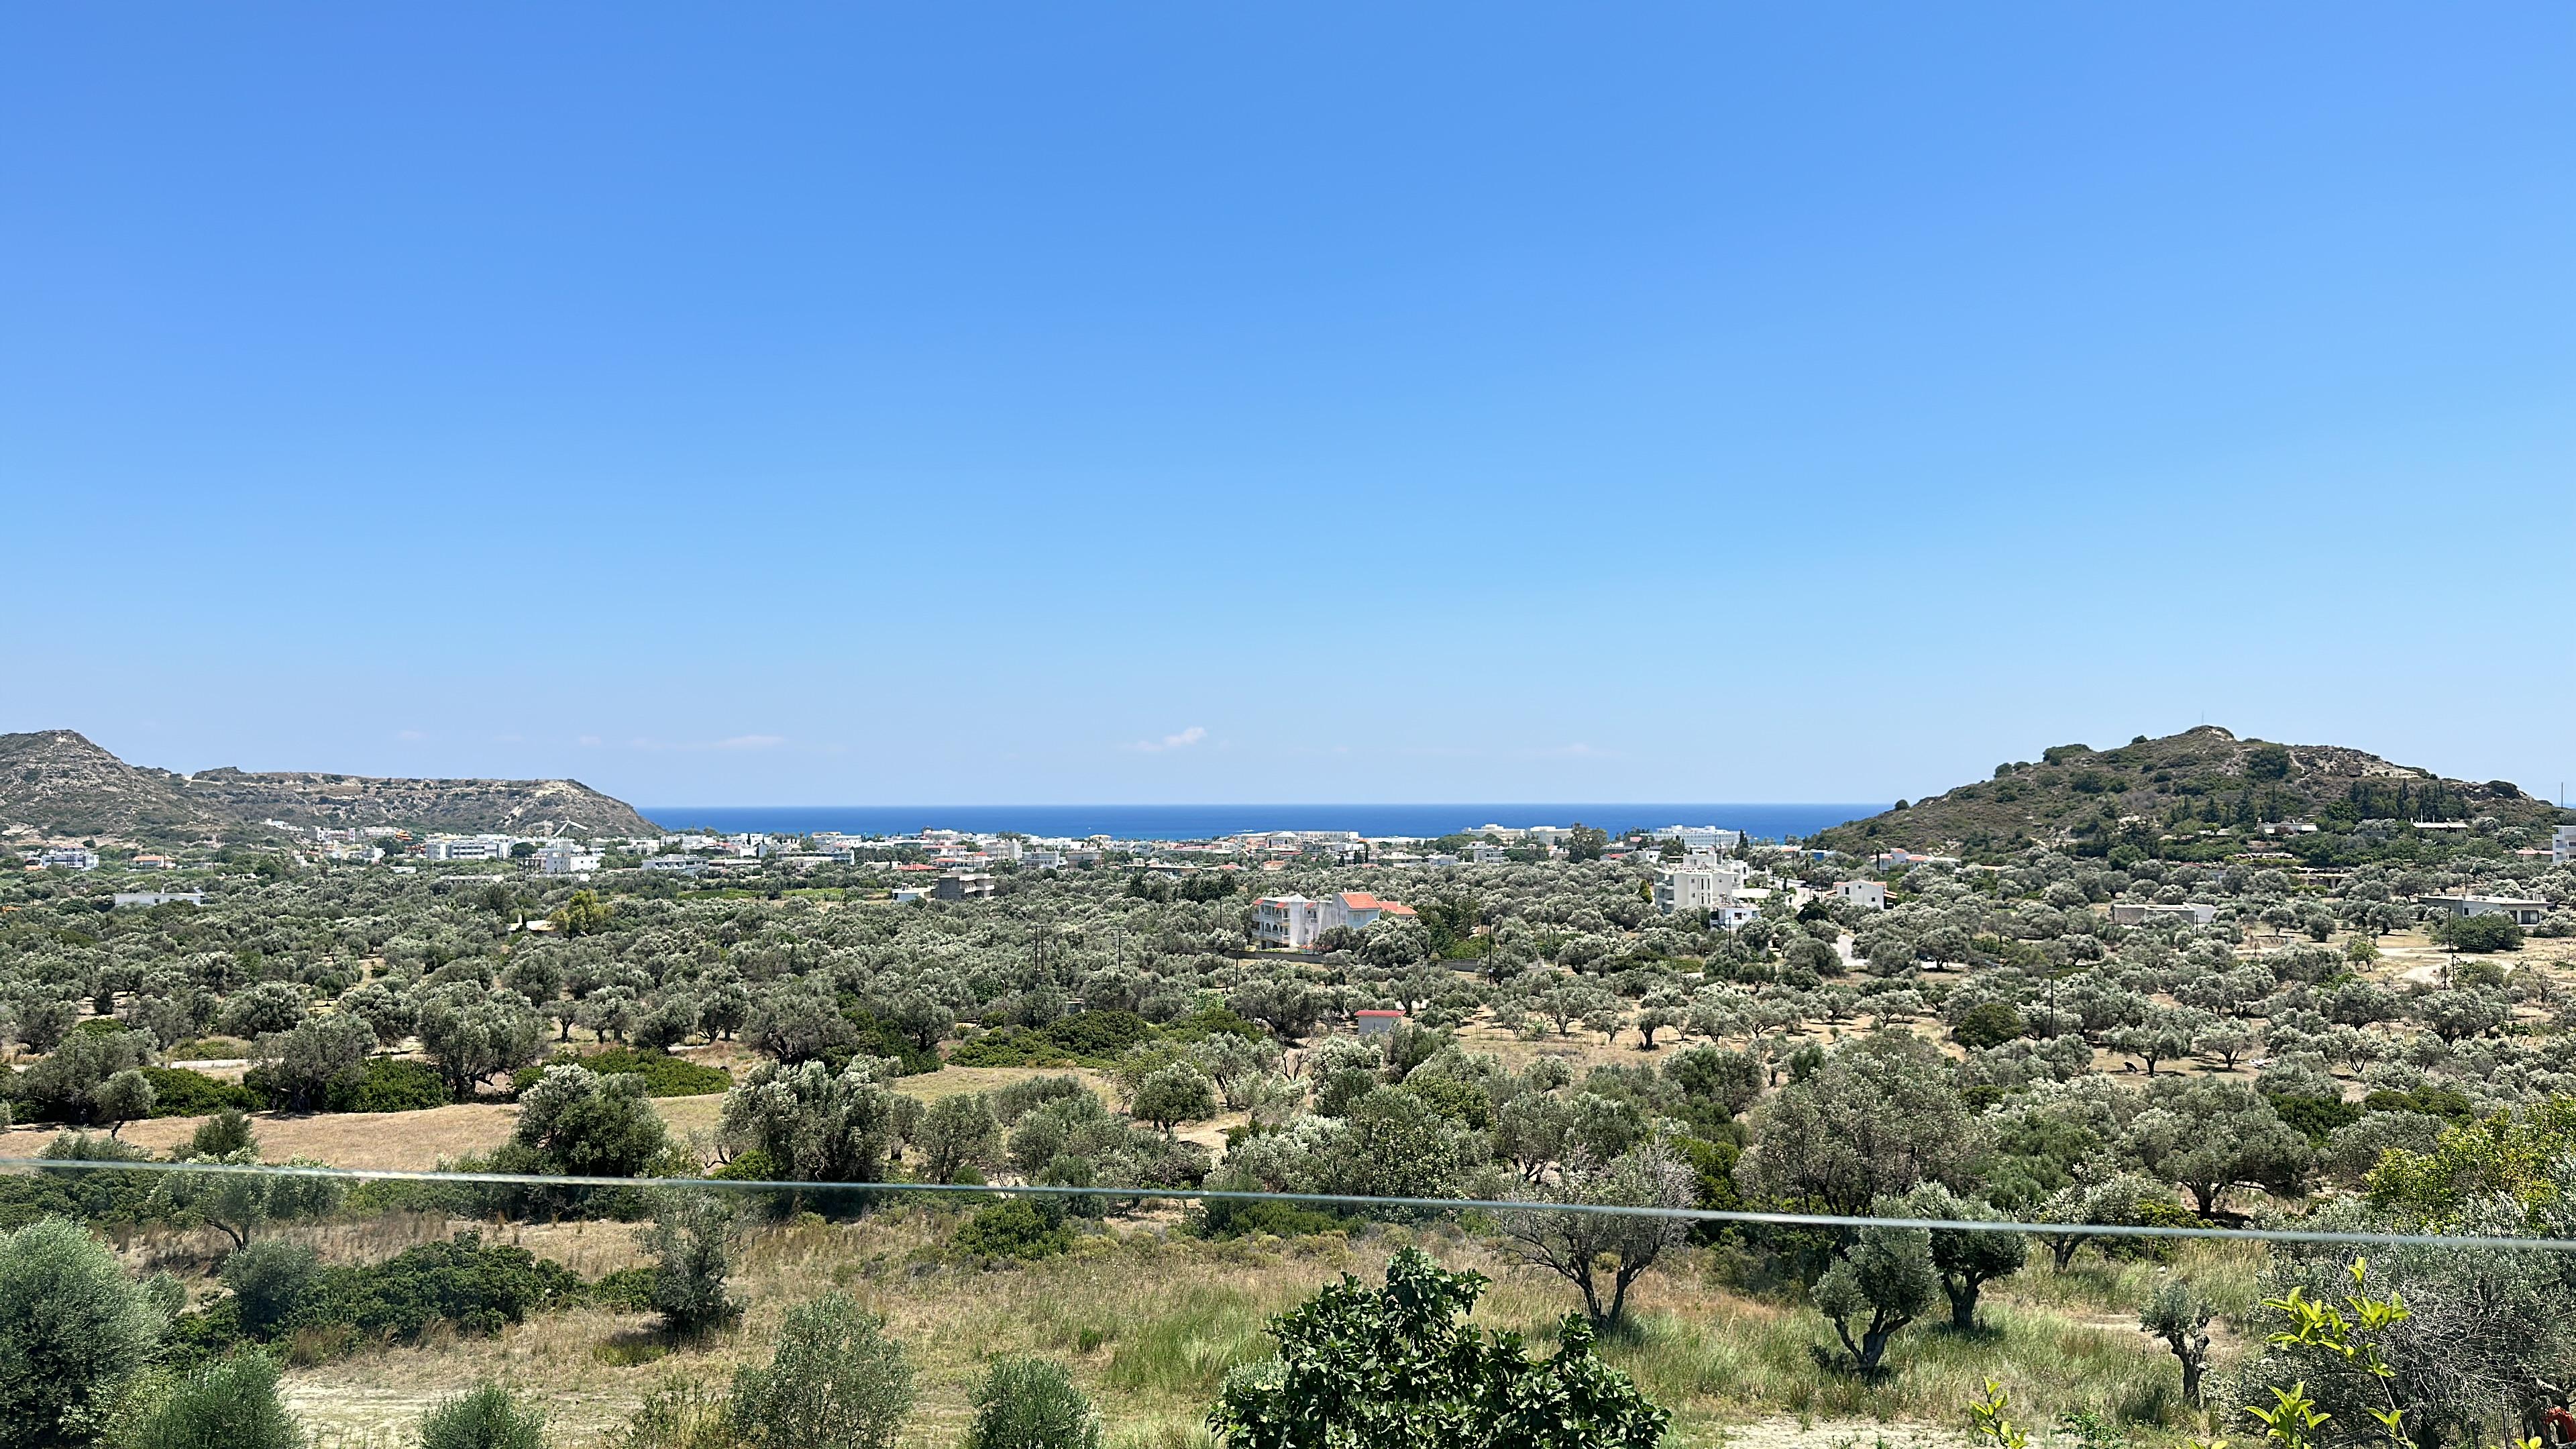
[4,5,2570,806]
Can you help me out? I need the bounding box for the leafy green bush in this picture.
[117,1352,302,1449]
[1192,1194,1346,1240]
[951,1010,1165,1069]
[420,1382,549,1449]
[141,1067,258,1118]
[965,1356,1101,1449]
[0,1217,166,1449]
[947,1026,1081,1069]
[729,1293,914,1449]
[511,1048,731,1099]
[590,1265,659,1313]
[951,1197,1075,1260]
[1949,1000,2025,1052]
[1208,1247,1666,1448]
[2439,912,2524,953]
[645,1190,741,1335]
[219,1239,321,1336]
[297,1232,582,1345]
[326,1057,452,1112]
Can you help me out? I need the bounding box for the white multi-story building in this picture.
[421,835,514,862]
[538,847,603,875]
[1253,894,1325,948]
[2556,825,2576,867]
[40,848,99,871]
[641,855,706,877]
[1654,862,1750,915]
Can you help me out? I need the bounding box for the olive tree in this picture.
[1741,1032,1980,1214]
[1497,1142,1695,1332]
[510,1064,669,1177]
[0,1217,166,1449]
[720,1057,905,1183]
[1811,1223,1937,1374]
[912,1093,1001,1184]
[729,1291,914,1449]
[2125,1077,2311,1215]
[1885,1182,2025,1332]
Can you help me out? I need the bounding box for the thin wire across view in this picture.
[11,1154,2570,1253]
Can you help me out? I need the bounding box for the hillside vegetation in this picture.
[0,729,656,840]
[1813,724,2561,863]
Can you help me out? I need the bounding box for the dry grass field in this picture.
[235,1203,2223,1448]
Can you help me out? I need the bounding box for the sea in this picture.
[635,803,1884,844]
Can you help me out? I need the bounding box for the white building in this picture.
[1252,894,1325,948]
[932,872,995,901]
[2556,825,2576,867]
[421,835,513,862]
[538,847,604,875]
[641,855,706,877]
[1833,880,1888,910]
[40,848,99,871]
[113,891,204,907]
[2418,894,2550,927]
[1651,824,1743,852]
[1466,843,1507,865]
[1654,863,1749,915]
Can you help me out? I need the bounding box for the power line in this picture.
[7,1156,2571,1253]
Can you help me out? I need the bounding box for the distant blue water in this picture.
[638,803,1884,843]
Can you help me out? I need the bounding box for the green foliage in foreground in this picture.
[114,1352,302,1449]
[0,1217,166,1449]
[1209,1246,1668,1449]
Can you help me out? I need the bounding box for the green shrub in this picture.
[951,1198,1075,1260]
[729,1292,914,1449]
[710,1148,779,1182]
[964,1356,1101,1449]
[117,1352,302,1449]
[645,1190,741,1335]
[591,1266,659,1312]
[947,1027,1080,1069]
[220,1239,321,1337]
[951,1011,1166,1069]
[512,1048,731,1099]
[140,1067,258,1118]
[1193,1195,1346,1240]
[1208,1247,1666,1448]
[296,1231,582,1345]
[420,1382,550,1449]
[1949,1000,2025,1051]
[187,1108,260,1159]
[0,1217,165,1449]
[326,1057,452,1112]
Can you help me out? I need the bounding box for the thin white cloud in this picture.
[577,735,602,747]
[1131,725,1208,753]
[622,734,788,753]
[395,729,428,741]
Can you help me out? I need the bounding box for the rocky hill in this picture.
[1813,725,2565,861]
[0,730,657,840]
